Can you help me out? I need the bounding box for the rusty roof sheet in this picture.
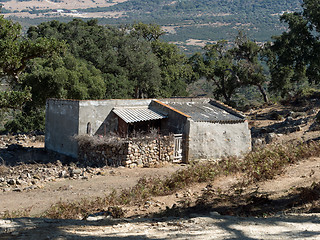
[112,107,167,123]
[165,101,244,122]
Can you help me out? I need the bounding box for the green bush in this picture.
[4,109,45,133]
[294,87,320,100]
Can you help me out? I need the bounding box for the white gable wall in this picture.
[45,99,80,158]
[186,120,251,160]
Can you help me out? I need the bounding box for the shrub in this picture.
[4,109,45,133]
[0,164,9,177]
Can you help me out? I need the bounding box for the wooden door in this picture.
[174,134,183,162]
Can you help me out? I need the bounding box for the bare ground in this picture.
[2,0,127,19]
[1,159,319,240]
[0,164,185,216]
[2,0,127,11]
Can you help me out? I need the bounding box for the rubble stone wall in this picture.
[78,135,175,168]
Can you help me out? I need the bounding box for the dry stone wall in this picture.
[78,135,175,168]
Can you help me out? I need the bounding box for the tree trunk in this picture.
[134,86,139,99]
[256,84,269,103]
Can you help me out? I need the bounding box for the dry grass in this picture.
[75,130,172,148]
[74,134,125,148]
[1,208,32,219]
[0,158,9,177]
[242,141,320,182]
[2,0,127,11]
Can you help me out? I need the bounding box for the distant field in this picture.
[2,0,128,11]
[2,10,125,19]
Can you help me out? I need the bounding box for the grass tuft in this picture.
[1,208,32,219]
[0,159,9,177]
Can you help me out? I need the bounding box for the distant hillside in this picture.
[100,0,303,51]
[108,0,302,15]
[1,0,303,53]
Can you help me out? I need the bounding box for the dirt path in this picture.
[0,165,184,216]
[1,213,320,239]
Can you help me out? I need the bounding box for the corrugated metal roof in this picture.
[113,107,167,123]
[165,101,244,122]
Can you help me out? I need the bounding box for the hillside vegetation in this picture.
[104,0,303,43]
[1,0,303,52]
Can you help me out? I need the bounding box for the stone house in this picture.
[45,98,251,164]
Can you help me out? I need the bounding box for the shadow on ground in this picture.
[0,146,75,167]
[0,212,319,240]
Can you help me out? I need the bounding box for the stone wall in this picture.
[77,135,175,168]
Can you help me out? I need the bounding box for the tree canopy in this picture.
[0,16,64,83]
[0,15,64,110]
[26,20,192,100]
[267,0,320,97]
[1,19,194,132]
[22,54,106,107]
[190,33,268,104]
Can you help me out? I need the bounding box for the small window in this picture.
[87,122,92,135]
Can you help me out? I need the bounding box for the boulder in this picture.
[265,133,277,144]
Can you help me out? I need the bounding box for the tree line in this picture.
[0,0,319,132]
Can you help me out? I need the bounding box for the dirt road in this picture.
[1,213,320,239]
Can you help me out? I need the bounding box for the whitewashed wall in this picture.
[186,120,251,160]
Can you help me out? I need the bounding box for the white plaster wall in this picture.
[45,99,80,158]
[78,99,153,136]
[187,120,251,160]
